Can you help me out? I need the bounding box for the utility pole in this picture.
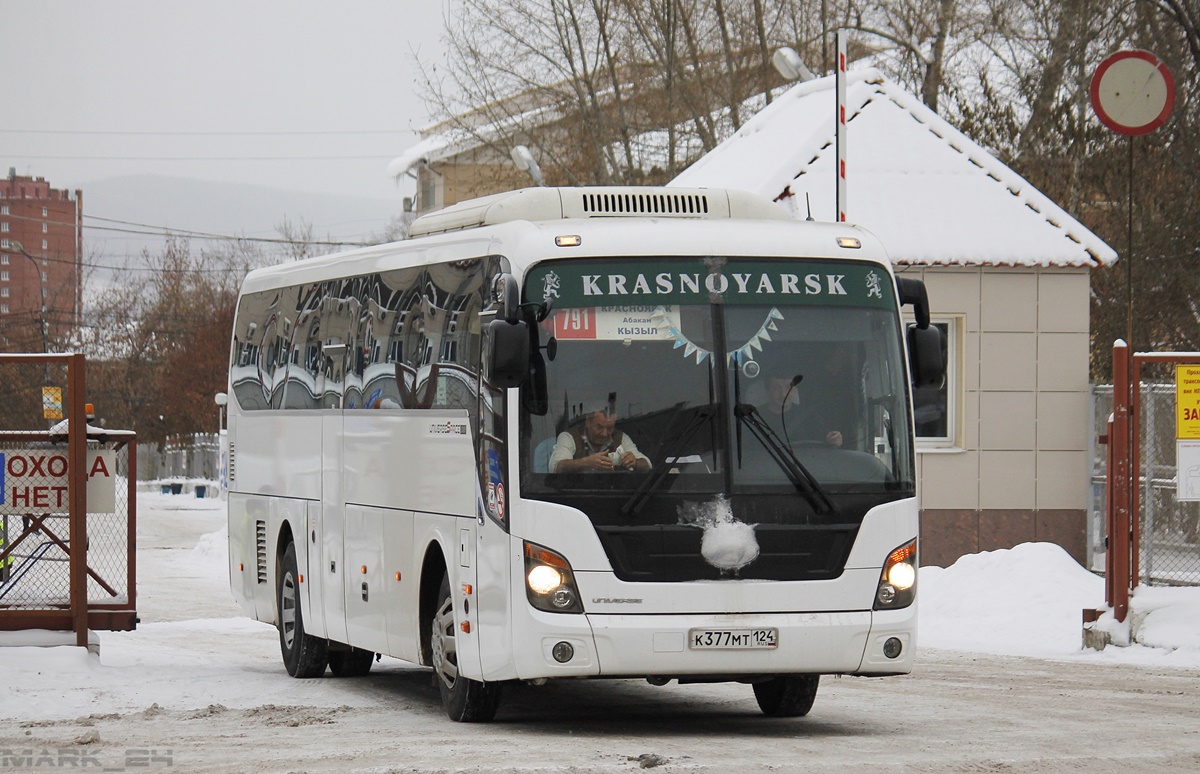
[11,241,48,354]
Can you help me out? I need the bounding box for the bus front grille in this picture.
[595,524,858,582]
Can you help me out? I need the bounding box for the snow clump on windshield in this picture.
[678,495,759,572]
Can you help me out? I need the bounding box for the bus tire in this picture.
[753,674,819,717]
[431,573,501,722]
[278,542,328,678]
[328,647,374,677]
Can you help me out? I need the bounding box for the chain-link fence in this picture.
[0,354,137,635]
[0,439,133,607]
[1091,380,1200,587]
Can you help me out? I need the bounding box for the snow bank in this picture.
[919,542,1104,657]
[919,541,1200,667]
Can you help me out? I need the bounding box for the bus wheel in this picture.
[753,675,819,717]
[328,647,374,677]
[278,542,328,678]
[430,573,501,722]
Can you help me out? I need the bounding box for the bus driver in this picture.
[548,408,652,473]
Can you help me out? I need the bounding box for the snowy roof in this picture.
[386,129,475,179]
[671,69,1117,268]
[386,99,566,181]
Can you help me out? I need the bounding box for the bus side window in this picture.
[230,289,279,411]
[283,284,323,410]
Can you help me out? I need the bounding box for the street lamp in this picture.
[10,240,48,354]
[772,47,816,82]
[511,145,545,187]
[214,392,227,433]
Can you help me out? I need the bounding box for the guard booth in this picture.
[0,353,137,648]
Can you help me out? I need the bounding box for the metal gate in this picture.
[0,353,138,646]
[1100,343,1200,621]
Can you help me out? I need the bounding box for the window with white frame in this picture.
[0,304,8,314]
[41,239,47,249]
[912,316,960,448]
[1,222,8,232]
[42,207,48,217]
[1,254,7,264]
[0,205,8,215]
[1,287,8,298]
[42,222,48,233]
[1,270,8,281]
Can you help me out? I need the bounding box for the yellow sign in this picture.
[1176,365,1200,439]
[41,387,63,420]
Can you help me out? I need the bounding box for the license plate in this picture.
[688,628,779,650]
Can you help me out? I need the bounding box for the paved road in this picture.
[13,498,1190,772]
[10,648,1199,773]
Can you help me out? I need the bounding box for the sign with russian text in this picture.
[1176,365,1200,439]
[0,450,117,514]
[549,305,681,341]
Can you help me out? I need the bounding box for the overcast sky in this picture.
[5,1,447,202]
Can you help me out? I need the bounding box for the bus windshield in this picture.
[519,257,915,544]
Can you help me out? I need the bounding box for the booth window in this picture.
[912,317,959,448]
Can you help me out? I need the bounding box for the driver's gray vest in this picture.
[568,426,625,459]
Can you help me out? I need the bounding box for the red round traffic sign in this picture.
[1090,50,1175,136]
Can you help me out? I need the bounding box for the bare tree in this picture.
[418,0,1200,380]
[419,0,815,185]
[80,237,262,441]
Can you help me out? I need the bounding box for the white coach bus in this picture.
[225,187,943,722]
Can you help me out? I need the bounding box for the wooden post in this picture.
[127,440,138,618]
[67,354,89,646]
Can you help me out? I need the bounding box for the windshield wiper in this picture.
[621,404,716,516]
[734,402,836,514]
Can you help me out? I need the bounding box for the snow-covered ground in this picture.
[1,492,1198,768]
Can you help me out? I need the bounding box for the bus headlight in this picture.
[527,564,562,595]
[524,541,584,614]
[874,539,917,610]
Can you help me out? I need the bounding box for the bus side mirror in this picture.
[493,273,521,324]
[896,277,931,329]
[907,324,945,389]
[487,318,530,388]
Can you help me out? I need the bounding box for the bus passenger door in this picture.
[452,519,485,679]
[474,316,513,680]
[474,504,512,680]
